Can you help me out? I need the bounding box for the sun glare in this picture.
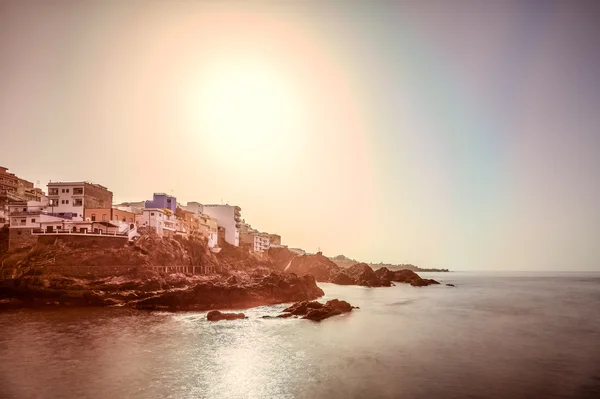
[184,57,303,159]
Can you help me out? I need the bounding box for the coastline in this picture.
[0,233,444,312]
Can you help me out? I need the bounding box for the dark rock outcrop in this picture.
[207,310,245,321]
[346,263,392,287]
[284,253,339,282]
[330,272,354,285]
[0,270,325,311]
[279,299,354,321]
[280,254,438,288]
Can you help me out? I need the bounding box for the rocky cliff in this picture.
[0,232,323,310]
[0,269,324,311]
[283,253,439,287]
[1,229,219,270]
[330,254,449,272]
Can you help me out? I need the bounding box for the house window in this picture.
[91,214,96,221]
[31,218,35,223]
[150,212,154,216]
[20,219,26,223]
[62,189,65,193]
[73,199,82,207]
[65,200,69,204]
[73,188,83,195]
[61,200,65,204]
[49,188,59,195]
[66,188,69,193]
[102,214,106,221]
[50,199,58,206]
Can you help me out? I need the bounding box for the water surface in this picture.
[1,272,599,398]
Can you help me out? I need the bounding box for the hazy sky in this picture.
[1,0,599,271]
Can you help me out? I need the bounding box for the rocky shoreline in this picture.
[0,232,445,312]
[0,270,324,311]
[275,252,440,288]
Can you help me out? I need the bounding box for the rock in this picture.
[303,307,342,321]
[283,253,340,282]
[278,253,437,289]
[389,269,440,286]
[446,283,455,287]
[1,267,325,311]
[346,263,393,287]
[226,275,238,285]
[283,300,324,315]
[330,272,354,285]
[206,310,245,321]
[374,267,395,280]
[281,298,354,321]
[325,299,353,312]
[262,313,294,319]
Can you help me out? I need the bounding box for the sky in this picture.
[1,0,599,271]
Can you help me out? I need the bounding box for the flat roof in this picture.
[47,181,109,190]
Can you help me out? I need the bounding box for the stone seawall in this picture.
[38,265,139,279]
[38,235,127,249]
[8,231,129,251]
[35,265,213,279]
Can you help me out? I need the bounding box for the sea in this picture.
[1,272,599,399]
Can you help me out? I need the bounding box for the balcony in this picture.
[8,211,42,217]
[31,228,128,237]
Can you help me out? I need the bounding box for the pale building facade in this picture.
[202,204,241,246]
[136,208,166,236]
[84,208,136,224]
[47,182,113,220]
[253,234,271,253]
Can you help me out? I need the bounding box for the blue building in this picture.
[145,193,176,213]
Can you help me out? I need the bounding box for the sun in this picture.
[183,56,303,159]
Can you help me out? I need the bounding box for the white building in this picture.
[115,205,143,215]
[136,208,166,236]
[253,234,270,253]
[182,202,219,248]
[47,182,113,221]
[136,208,180,238]
[201,204,241,246]
[183,201,204,215]
[8,198,75,229]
